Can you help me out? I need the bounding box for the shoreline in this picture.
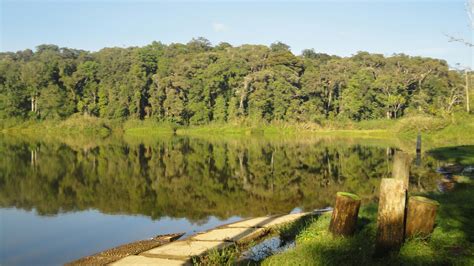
[67,212,318,265]
[3,115,474,153]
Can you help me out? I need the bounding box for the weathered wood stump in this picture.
[329,192,361,236]
[374,178,406,257]
[392,151,410,190]
[405,196,439,238]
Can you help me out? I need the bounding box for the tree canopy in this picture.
[0,39,466,124]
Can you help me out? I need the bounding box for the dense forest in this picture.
[0,38,467,124]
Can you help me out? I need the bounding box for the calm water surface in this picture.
[0,135,447,265]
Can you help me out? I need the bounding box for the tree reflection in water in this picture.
[0,136,440,223]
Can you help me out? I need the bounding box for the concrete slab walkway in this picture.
[111,212,310,265]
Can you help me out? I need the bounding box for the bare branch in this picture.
[445,1,474,47]
[445,33,474,47]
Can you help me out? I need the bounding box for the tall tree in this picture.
[0,40,466,123]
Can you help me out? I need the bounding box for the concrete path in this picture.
[110,212,310,265]
[67,234,184,265]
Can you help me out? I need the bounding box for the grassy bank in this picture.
[2,114,474,147]
[0,114,115,137]
[125,114,474,144]
[262,182,474,265]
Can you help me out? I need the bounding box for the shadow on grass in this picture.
[277,214,320,242]
[398,182,474,265]
[421,182,474,243]
[263,183,474,266]
[428,145,474,166]
[263,209,378,266]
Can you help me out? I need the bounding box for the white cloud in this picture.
[212,22,228,33]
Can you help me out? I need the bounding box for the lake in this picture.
[0,134,448,265]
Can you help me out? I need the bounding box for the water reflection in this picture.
[0,135,440,221]
[1,135,450,265]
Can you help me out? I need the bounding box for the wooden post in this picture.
[415,152,421,166]
[375,178,406,257]
[416,133,422,154]
[329,192,361,236]
[405,196,439,238]
[392,151,410,190]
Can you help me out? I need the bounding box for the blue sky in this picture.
[1,0,472,67]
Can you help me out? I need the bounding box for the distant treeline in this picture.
[0,38,466,124]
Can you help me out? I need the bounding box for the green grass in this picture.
[401,114,474,148]
[192,245,241,266]
[262,206,378,266]
[263,183,474,266]
[123,119,176,134]
[175,123,300,136]
[1,114,113,137]
[115,114,474,145]
[2,114,474,149]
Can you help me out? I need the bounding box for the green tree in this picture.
[0,41,465,124]
[340,69,377,120]
[74,61,100,116]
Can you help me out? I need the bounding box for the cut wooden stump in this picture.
[405,196,439,238]
[374,178,406,257]
[392,151,410,190]
[329,192,361,236]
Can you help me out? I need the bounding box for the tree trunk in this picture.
[239,94,244,112]
[34,95,38,113]
[240,76,251,114]
[405,196,439,238]
[30,95,38,113]
[238,151,250,190]
[327,88,333,114]
[416,133,422,154]
[329,192,361,236]
[374,178,406,257]
[392,151,410,190]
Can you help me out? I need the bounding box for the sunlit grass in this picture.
[2,115,474,150]
[263,182,474,265]
[1,114,112,137]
